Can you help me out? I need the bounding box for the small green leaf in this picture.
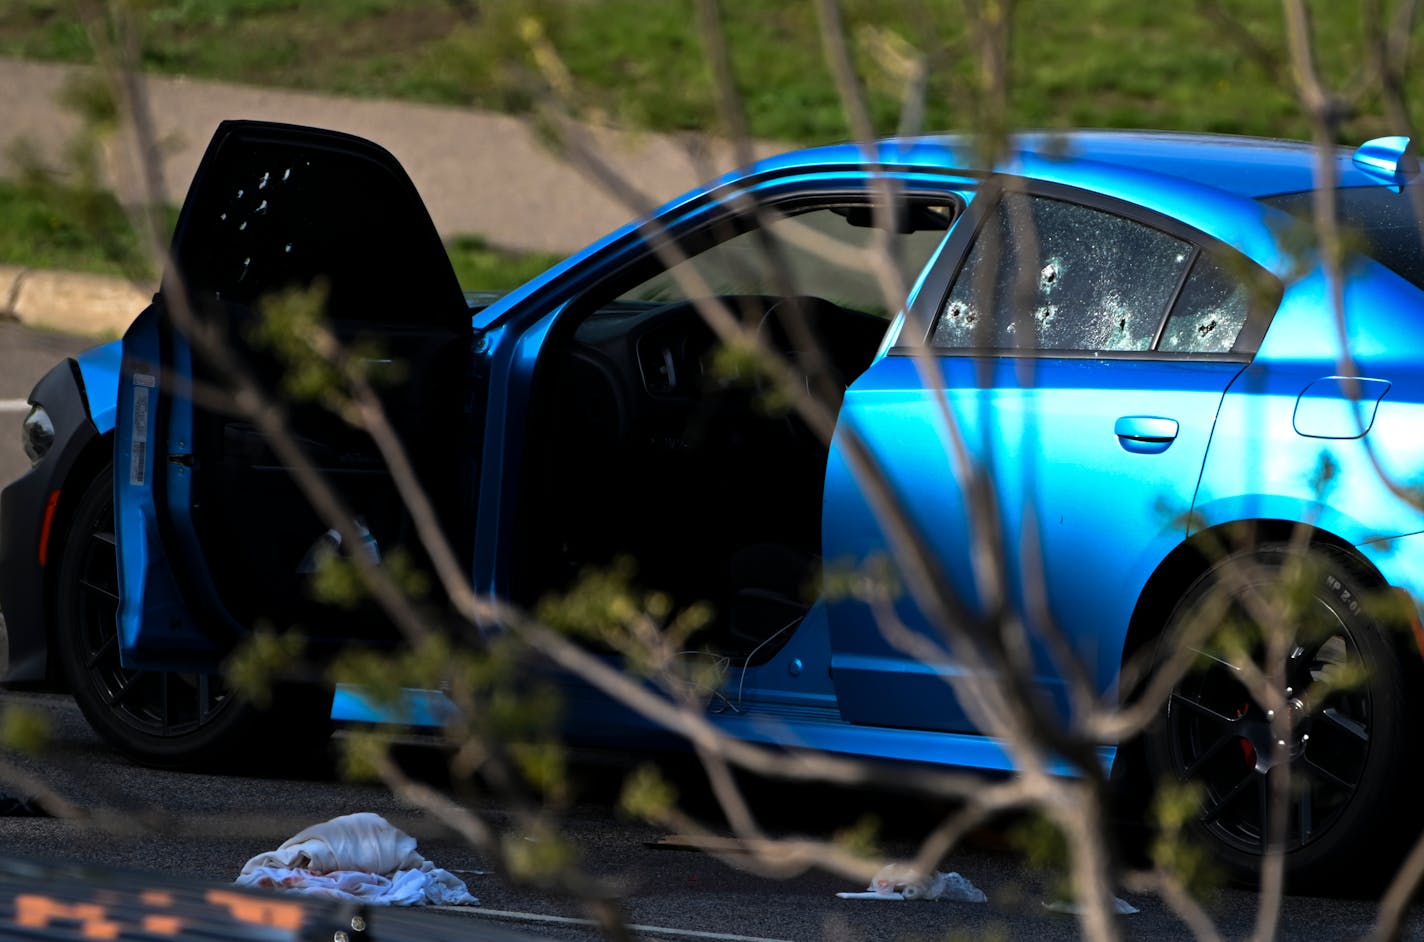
[223,626,306,707]
[339,730,392,783]
[0,706,50,754]
[503,827,578,881]
[619,764,676,822]
[832,814,881,859]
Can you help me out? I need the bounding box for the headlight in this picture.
[21,404,54,464]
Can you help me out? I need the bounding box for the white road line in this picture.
[430,906,796,942]
[0,399,30,413]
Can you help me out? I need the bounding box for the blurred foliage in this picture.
[1,1,1419,144]
[0,704,51,754]
[309,548,431,610]
[536,556,716,684]
[833,813,882,860]
[1009,812,1068,872]
[503,823,579,882]
[248,281,347,403]
[331,632,570,801]
[619,763,678,821]
[1310,449,1340,502]
[1007,813,1074,902]
[821,553,903,605]
[338,727,394,782]
[704,339,803,417]
[331,634,458,711]
[1150,781,1222,894]
[222,624,306,707]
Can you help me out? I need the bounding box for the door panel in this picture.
[116,121,469,670]
[822,355,1242,733]
[819,182,1274,736]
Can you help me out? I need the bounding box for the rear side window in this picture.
[930,191,1271,356]
[1264,186,1424,290]
[1158,253,1252,353]
[934,194,1190,351]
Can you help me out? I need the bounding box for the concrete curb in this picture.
[0,265,150,338]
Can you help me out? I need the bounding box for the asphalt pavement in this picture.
[0,688,1416,941]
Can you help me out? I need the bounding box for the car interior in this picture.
[514,197,956,665]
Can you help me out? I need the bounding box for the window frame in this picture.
[571,178,971,320]
[892,177,1282,362]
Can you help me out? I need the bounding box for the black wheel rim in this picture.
[1165,591,1370,855]
[73,491,233,740]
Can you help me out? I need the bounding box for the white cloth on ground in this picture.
[836,865,987,902]
[235,811,478,906]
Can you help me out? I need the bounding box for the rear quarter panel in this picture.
[1194,263,1424,545]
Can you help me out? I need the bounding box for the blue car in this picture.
[5,121,1424,887]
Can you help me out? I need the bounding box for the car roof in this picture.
[747,129,1391,200]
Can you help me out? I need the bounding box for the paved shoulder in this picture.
[0,56,784,256]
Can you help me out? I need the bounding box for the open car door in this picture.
[115,121,471,671]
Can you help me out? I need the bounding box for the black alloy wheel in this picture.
[1149,544,1421,890]
[53,465,330,769]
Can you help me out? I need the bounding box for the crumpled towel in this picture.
[837,865,987,902]
[235,812,478,906]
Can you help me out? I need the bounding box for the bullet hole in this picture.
[1040,262,1059,290]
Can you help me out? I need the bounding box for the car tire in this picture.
[1146,543,1422,891]
[53,465,333,770]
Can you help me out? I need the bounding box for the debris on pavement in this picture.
[1042,895,1140,916]
[836,864,987,902]
[235,812,478,906]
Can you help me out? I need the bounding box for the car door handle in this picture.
[1114,416,1179,454]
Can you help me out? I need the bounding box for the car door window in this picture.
[933,192,1193,352]
[1157,252,1254,353]
[621,203,954,316]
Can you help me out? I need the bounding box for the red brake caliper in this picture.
[1236,701,1256,766]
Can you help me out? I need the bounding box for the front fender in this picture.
[0,357,107,681]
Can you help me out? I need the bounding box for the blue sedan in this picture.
[4,122,1424,888]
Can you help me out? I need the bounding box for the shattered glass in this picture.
[1157,253,1251,353]
[933,193,1190,352]
[173,129,461,328]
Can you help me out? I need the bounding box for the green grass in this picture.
[0,179,559,287]
[0,1,1417,145]
[0,1,1416,276]
[445,236,562,290]
[0,179,157,278]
